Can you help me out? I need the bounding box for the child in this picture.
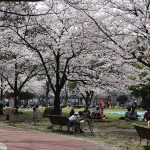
[32,107,38,125]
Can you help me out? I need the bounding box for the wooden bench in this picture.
[48,115,70,131]
[48,115,94,134]
[134,124,150,148]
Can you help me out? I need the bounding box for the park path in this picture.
[0,125,109,150]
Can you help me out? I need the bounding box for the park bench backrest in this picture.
[49,115,69,126]
[144,127,150,140]
[134,125,149,139]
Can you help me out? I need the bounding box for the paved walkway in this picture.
[0,126,106,150]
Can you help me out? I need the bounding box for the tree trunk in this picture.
[54,91,61,115]
[0,78,3,102]
[14,62,18,110]
[81,90,94,109]
[45,81,50,101]
[53,52,61,115]
[14,91,18,108]
[64,84,68,104]
[141,89,150,109]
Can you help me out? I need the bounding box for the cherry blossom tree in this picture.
[0,0,41,1]
[64,0,150,68]
[0,1,91,114]
[67,45,135,108]
[0,0,137,114]
[0,42,42,108]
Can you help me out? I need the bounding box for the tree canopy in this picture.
[0,0,149,113]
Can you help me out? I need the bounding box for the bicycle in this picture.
[80,118,94,134]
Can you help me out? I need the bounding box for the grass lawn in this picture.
[0,107,149,150]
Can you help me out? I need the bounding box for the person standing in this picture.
[32,107,38,125]
[36,105,40,121]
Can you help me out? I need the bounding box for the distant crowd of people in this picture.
[2,98,150,130]
[70,104,105,120]
[119,100,150,122]
[122,107,150,122]
[120,100,139,120]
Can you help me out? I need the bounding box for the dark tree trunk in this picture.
[0,78,3,114]
[14,62,18,109]
[0,78,4,102]
[54,91,61,115]
[45,81,50,101]
[64,84,68,104]
[141,88,150,109]
[53,52,61,115]
[14,90,19,108]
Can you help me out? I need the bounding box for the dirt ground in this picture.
[0,116,148,150]
[0,124,118,150]
[92,122,148,150]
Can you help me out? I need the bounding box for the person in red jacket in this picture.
[143,108,150,121]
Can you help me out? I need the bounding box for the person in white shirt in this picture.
[69,112,84,133]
